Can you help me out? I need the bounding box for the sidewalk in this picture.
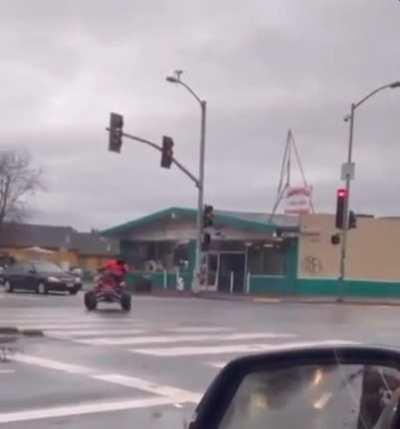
[195,291,400,306]
[145,289,400,306]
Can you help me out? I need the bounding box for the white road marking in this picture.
[166,327,233,334]
[13,354,95,375]
[0,318,142,324]
[0,369,15,374]
[130,340,359,357]
[47,329,145,338]
[0,396,174,424]
[131,343,276,356]
[14,323,140,330]
[253,298,281,303]
[78,332,296,346]
[12,353,200,405]
[92,374,201,403]
[208,361,227,369]
[6,317,141,322]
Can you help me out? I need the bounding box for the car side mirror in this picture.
[190,345,400,429]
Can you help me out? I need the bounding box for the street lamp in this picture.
[166,70,207,293]
[338,80,400,301]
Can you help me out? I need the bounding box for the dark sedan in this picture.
[2,261,82,295]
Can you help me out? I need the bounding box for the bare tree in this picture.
[0,150,42,226]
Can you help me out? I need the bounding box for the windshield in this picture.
[33,261,64,274]
[0,1,399,428]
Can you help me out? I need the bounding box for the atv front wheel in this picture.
[84,290,97,311]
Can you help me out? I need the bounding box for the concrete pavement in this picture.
[0,290,399,428]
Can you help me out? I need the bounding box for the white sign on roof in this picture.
[283,186,313,215]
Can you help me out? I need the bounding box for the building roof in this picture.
[0,223,119,256]
[73,232,119,256]
[102,207,299,236]
[0,223,76,249]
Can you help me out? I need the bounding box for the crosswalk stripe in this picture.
[47,329,145,337]
[0,369,16,374]
[166,327,233,333]
[130,340,359,357]
[78,332,296,346]
[0,319,142,324]
[131,343,279,356]
[13,353,95,375]
[208,361,227,369]
[93,374,201,403]
[0,396,174,424]
[12,323,141,330]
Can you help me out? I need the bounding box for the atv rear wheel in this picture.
[120,292,131,312]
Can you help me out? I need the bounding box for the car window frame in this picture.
[6,263,22,275]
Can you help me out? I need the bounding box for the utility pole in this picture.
[167,71,207,292]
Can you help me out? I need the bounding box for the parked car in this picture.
[2,260,82,295]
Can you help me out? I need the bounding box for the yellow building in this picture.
[297,213,400,297]
[0,223,119,273]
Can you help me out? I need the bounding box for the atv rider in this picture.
[102,258,128,288]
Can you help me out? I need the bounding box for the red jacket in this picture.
[104,259,127,277]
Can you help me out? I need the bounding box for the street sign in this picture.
[341,162,355,180]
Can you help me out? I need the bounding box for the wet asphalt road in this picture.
[0,290,399,428]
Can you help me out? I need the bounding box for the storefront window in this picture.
[247,245,285,275]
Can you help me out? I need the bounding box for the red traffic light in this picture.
[335,188,347,229]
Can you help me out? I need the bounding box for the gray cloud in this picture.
[1,0,400,230]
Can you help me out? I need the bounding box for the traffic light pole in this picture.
[166,73,207,293]
[194,100,206,293]
[338,103,355,302]
[337,81,400,302]
[106,128,200,187]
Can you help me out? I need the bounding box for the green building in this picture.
[103,207,299,294]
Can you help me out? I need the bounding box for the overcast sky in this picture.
[1,0,399,231]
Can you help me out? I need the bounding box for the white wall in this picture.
[126,217,274,242]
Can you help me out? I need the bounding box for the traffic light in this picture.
[161,136,174,168]
[349,210,357,229]
[203,205,214,228]
[335,188,347,229]
[109,113,124,153]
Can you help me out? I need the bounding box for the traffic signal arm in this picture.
[106,128,200,188]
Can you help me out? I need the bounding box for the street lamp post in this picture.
[166,71,207,293]
[338,81,400,301]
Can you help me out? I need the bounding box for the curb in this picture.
[20,329,44,337]
[0,327,44,337]
[195,294,400,307]
[132,291,400,307]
